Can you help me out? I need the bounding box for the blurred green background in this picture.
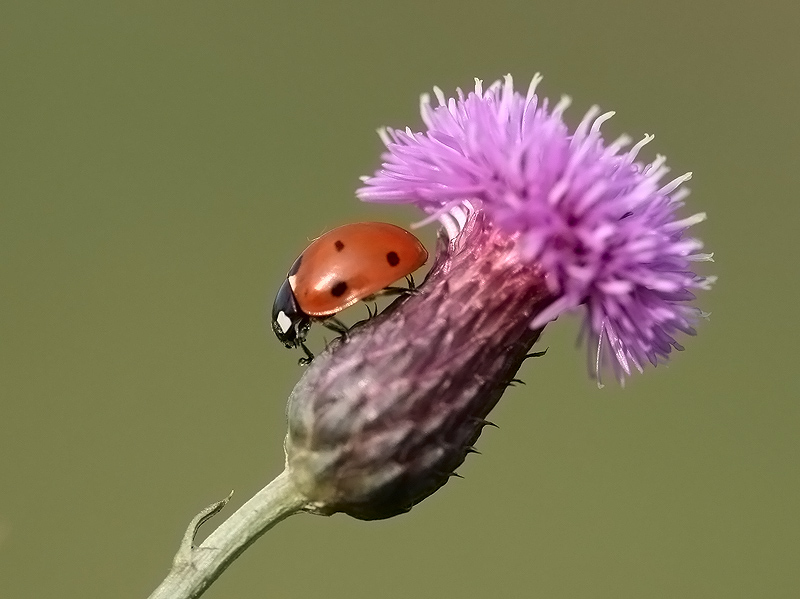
[1,1,797,598]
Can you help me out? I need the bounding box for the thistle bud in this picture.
[285,211,551,520]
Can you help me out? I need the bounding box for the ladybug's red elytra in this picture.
[271,222,428,362]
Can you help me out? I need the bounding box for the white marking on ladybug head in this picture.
[276,311,292,334]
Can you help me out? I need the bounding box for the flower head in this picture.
[283,74,714,522]
[358,74,714,382]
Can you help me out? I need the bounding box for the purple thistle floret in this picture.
[358,74,714,382]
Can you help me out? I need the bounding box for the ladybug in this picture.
[272,222,428,363]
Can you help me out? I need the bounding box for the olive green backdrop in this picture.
[1,1,797,598]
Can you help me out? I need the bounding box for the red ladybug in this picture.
[272,222,428,362]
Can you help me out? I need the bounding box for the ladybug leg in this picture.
[298,342,315,366]
[322,317,350,339]
[380,286,419,297]
[405,273,416,290]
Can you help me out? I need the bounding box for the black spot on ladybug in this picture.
[334,240,345,252]
[331,281,348,297]
[386,251,400,267]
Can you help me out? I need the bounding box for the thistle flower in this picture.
[150,76,715,599]
[358,74,714,382]
[284,74,713,520]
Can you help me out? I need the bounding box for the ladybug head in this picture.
[271,279,311,348]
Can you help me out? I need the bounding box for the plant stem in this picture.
[148,469,307,599]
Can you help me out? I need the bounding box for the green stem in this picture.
[148,469,307,599]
